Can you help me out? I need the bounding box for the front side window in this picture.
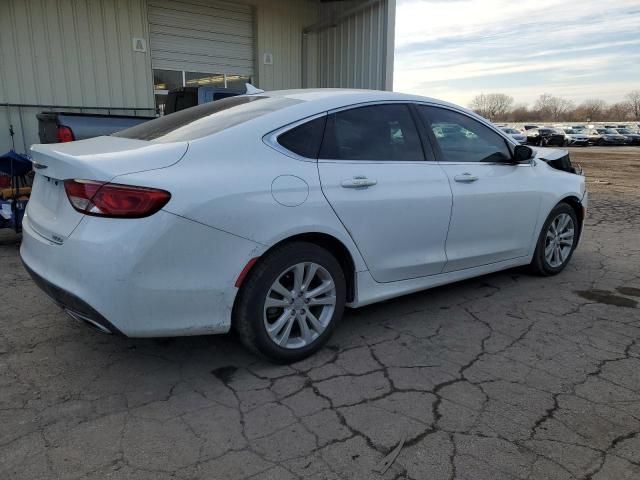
[419,106,512,163]
[319,104,425,161]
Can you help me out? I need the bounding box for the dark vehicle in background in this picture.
[586,128,627,146]
[615,128,640,145]
[526,127,566,146]
[562,127,590,146]
[523,124,539,131]
[37,112,154,144]
[163,86,245,115]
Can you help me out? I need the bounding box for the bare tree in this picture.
[576,99,607,122]
[607,102,632,121]
[469,93,514,121]
[508,104,530,122]
[626,90,640,120]
[533,93,574,121]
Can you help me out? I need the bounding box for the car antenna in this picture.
[245,83,265,95]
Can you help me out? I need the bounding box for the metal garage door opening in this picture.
[148,0,255,114]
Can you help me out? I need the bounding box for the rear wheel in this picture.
[529,203,578,276]
[233,242,346,363]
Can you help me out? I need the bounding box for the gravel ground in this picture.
[1,147,639,479]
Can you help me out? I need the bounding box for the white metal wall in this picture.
[0,0,155,154]
[0,0,395,154]
[311,0,394,91]
[148,0,254,76]
[247,0,318,91]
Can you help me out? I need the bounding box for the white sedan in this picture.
[21,89,587,362]
[500,127,528,145]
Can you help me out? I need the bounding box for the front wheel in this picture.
[529,203,578,276]
[233,242,346,363]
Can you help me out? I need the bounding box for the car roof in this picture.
[262,88,461,110]
[214,88,499,140]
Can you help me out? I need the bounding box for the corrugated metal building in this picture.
[0,0,396,153]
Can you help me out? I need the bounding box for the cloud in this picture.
[393,0,640,106]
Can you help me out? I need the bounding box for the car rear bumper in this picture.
[20,209,262,337]
[21,259,125,335]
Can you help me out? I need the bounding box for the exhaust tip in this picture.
[65,309,113,334]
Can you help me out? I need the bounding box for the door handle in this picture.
[453,173,478,183]
[341,176,377,188]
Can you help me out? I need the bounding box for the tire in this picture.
[233,241,346,363]
[598,139,605,146]
[529,203,579,276]
[563,139,569,147]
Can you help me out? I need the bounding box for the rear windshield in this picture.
[113,95,302,142]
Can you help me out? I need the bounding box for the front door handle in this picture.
[341,176,377,188]
[453,173,479,183]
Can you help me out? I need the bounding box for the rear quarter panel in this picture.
[112,123,368,273]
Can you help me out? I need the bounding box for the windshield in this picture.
[114,95,302,142]
[617,129,631,134]
[597,128,618,134]
[502,128,520,134]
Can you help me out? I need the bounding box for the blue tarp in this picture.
[0,150,32,177]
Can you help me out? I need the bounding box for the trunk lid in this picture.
[26,136,187,244]
[30,136,188,180]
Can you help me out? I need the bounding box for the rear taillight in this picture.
[64,179,171,218]
[56,126,74,143]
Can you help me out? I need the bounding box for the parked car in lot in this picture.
[615,128,640,145]
[21,89,587,362]
[562,127,590,146]
[526,127,566,146]
[500,127,527,144]
[587,128,627,146]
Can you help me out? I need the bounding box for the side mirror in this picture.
[513,145,534,163]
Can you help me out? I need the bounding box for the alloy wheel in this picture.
[544,213,575,268]
[263,262,337,349]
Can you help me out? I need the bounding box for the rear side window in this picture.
[114,95,302,143]
[277,116,327,159]
[319,104,425,161]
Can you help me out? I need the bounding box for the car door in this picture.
[317,103,452,283]
[416,105,542,273]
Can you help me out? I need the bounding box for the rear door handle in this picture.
[453,173,478,183]
[341,176,377,188]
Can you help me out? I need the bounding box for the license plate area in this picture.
[27,174,84,243]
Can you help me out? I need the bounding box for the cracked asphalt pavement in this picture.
[1,147,639,479]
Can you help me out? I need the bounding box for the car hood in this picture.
[530,146,567,162]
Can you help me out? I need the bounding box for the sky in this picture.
[393,0,640,108]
